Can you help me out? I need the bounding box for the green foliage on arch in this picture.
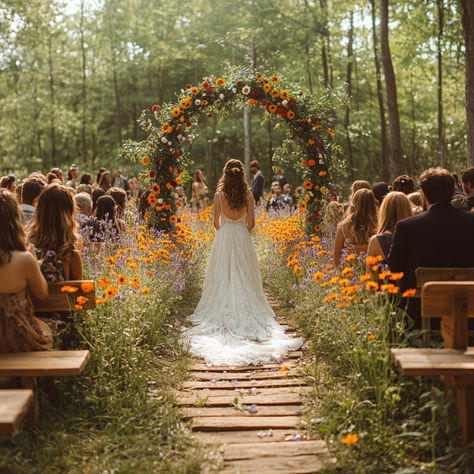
[123,69,345,233]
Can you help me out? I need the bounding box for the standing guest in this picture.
[334,188,378,267]
[66,164,79,190]
[0,174,16,194]
[372,182,389,205]
[80,173,93,186]
[452,173,463,195]
[50,168,64,182]
[20,176,46,226]
[250,160,265,205]
[388,167,474,328]
[92,188,105,213]
[0,189,52,353]
[127,177,139,200]
[272,167,288,189]
[113,169,128,191]
[77,184,93,196]
[392,175,415,195]
[281,183,295,208]
[98,170,112,193]
[176,185,188,211]
[343,180,371,212]
[95,167,106,188]
[367,192,412,262]
[28,183,83,282]
[107,187,127,218]
[191,169,208,212]
[461,167,474,210]
[266,182,284,212]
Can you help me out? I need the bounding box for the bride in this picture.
[183,159,302,367]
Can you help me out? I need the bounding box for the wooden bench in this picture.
[0,280,95,429]
[0,389,34,434]
[415,268,474,344]
[392,281,474,446]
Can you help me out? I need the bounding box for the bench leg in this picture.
[21,377,39,426]
[455,385,474,447]
[442,295,468,349]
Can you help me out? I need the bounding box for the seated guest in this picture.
[451,193,468,210]
[0,174,16,194]
[452,172,463,195]
[0,189,52,353]
[282,184,295,209]
[343,180,371,211]
[266,181,284,212]
[92,188,105,213]
[66,164,79,190]
[79,173,93,186]
[392,175,415,195]
[87,195,124,241]
[20,176,46,226]
[334,189,378,267]
[28,184,83,281]
[127,177,139,200]
[407,191,423,214]
[388,167,474,328]
[95,167,106,188]
[77,183,93,196]
[107,187,127,218]
[98,170,112,193]
[461,167,474,210]
[367,192,412,262]
[15,183,22,204]
[45,172,60,184]
[113,169,128,191]
[372,181,389,205]
[323,200,343,235]
[74,192,93,224]
[50,167,64,182]
[272,167,288,189]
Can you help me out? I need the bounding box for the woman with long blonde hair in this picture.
[367,191,412,261]
[334,188,378,266]
[183,159,301,367]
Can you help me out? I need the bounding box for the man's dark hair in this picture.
[372,182,389,204]
[392,175,415,195]
[22,177,46,205]
[452,172,459,185]
[419,167,455,204]
[461,168,474,186]
[249,160,260,170]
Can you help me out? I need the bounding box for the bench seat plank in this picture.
[0,389,34,434]
[32,280,96,312]
[391,348,474,376]
[0,350,90,377]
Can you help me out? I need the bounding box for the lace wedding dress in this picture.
[183,194,302,367]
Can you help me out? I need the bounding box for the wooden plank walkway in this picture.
[178,301,332,473]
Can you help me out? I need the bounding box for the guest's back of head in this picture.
[28,183,77,258]
[0,189,26,265]
[451,193,468,209]
[77,184,93,196]
[74,192,93,216]
[92,188,105,211]
[407,192,422,207]
[378,191,412,234]
[419,167,455,204]
[372,182,389,204]
[107,187,126,216]
[0,174,16,193]
[22,176,46,205]
[95,195,116,222]
[392,175,415,195]
[98,171,112,191]
[351,180,371,197]
[80,173,93,185]
[344,188,378,244]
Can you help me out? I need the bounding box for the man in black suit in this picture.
[250,160,265,205]
[388,167,474,328]
[461,167,474,210]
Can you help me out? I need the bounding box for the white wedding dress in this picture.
[183,193,302,367]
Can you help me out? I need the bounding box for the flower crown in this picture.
[225,166,242,175]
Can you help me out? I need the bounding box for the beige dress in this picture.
[0,288,53,353]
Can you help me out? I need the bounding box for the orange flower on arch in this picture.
[287,110,295,120]
[303,181,313,190]
[268,104,277,113]
[308,159,316,166]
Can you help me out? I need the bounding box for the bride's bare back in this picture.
[214,191,255,232]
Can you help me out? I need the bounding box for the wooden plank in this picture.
[180,387,309,398]
[223,440,327,460]
[192,416,300,430]
[193,350,303,362]
[195,429,307,444]
[221,455,324,473]
[391,348,474,376]
[0,389,34,434]
[421,282,474,318]
[183,406,303,418]
[416,267,474,288]
[191,369,300,381]
[182,378,305,390]
[177,392,302,407]
[32,280,96,312]
[190,359,296,372]
[0,350,90,377]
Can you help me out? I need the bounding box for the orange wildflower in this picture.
[341,433,359,445]
[80,282,95,293]
[61,285,78,293]
[402,288,417,297]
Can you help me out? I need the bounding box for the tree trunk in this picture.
[207,116,217,186]
[370,0,390,182]
[244,37,255,180]
[380,0,403,178]
[305,39,313,93]
[47,36,56,168]
[268,120,273,172]
[461,0,474,167]
[112,52,122,147]
[344,10,354,180]
[80,0,87,165]
[437,0,444,166]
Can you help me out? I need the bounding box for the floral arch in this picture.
[123,70,339,234]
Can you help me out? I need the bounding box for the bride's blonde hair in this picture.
[216,159,250,210]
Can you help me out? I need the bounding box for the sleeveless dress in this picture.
[0,288,53,353]
[182,193,302,367]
